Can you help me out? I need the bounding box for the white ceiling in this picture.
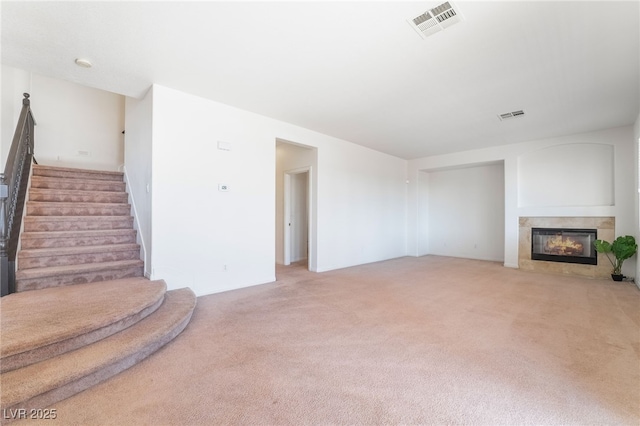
[2,1,639,159]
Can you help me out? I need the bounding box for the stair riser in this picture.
[27,204,131,217]
[33,169,123,182]
[31,177,125,193]
[29,191,128,204]
[24,217,134,232]
[21,234,137,249]
[19,250,141,270]
[15,266,144,292]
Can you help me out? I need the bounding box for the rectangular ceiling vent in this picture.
[409,2,464,39]
[498,110,526,121]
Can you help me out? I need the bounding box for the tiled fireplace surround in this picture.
[518,217,614,279]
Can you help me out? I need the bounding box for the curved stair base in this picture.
[0,287,196,421]
[1,278,167,373]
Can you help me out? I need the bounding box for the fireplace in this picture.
[531,228,597,265]
[519,217,612,278]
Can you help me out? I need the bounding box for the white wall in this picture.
[149,84,407,296]
[408,126,637,276]
[29,73,125,171]
[275,141,317,265]
[415,170,430,256]
[518,144,614,207]
[315,140,407,271]
[1,65,31,167]
[634,113,640,287]
[124,88,153,275]
[290,172,309,262]
[426,163,505,262]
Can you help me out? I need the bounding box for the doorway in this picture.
[284,168,310,266]
[275,139,317,272]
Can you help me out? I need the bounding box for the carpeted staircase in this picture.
[16,165,144,292]
[0,164,196,421]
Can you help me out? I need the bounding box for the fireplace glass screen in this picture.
[531,228,597,265]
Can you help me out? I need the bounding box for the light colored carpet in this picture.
[17,255,640,425]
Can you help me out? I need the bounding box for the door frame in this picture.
[283,166,313,269]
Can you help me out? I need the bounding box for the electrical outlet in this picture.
[218,184,229,192]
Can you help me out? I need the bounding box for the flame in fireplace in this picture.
[545,235,584,256]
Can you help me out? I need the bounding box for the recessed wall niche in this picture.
[517,143,614,208]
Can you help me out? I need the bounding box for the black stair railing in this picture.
[1,93,36,296]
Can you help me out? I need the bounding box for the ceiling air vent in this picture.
[498,110,525,121]
[409,2,464,39]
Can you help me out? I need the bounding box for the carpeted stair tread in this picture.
[24,216,134,232]
[0,288,197,412]
[0,278,167,373]
[15,261,144,292]
[26,201,131,216]
[32,165,124,182]
[22,229,135,238]
[15,259,144,280]
[20,229,137,250]
[18,244,141,269]
[20,237,136,250]
[19,243,140,259]
[30,176,125,192]
[28,188,129,204]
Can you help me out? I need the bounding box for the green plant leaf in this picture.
[593,239,612,253]
[611,235,637,262]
